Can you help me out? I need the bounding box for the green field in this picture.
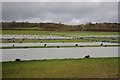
[2,39,91,43]
[2,57,119,78]
[2,30,119,43]
[2,30,118,36]
[2,37,119,43]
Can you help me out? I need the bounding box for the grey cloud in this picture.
[2,0,120,2]
[2,2,118,24]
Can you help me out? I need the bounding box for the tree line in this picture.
[1,21,119,32]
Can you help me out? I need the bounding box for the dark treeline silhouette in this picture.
[1,21,119,32]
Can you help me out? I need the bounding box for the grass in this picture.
[2,39,90,43]
[1,45,120,49]
[2,37,119,43]
[2,30,119,43]
[2,30,118,36]
[2,57,119,78]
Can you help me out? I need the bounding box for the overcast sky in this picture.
[2,2,118,25]
[2,0,120,2]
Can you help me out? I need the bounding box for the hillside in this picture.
[1,22,119,32]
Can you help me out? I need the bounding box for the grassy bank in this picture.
[2,30,118,36]
[2,30,119,43]
[2,57,119,78]
[2,37,119,43]
[1,45,120,49]
[2,39,93,43]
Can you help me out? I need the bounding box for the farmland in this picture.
[2,30,118,36]
[2,57,119,78]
